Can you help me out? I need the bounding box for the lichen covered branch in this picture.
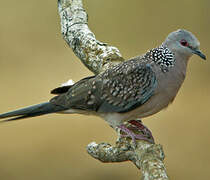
[87,122,169,180]
[57,0,169,179]
[58,0,124,74]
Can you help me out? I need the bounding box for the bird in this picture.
[0,29,206,143]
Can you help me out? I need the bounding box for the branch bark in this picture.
[57,0,169,179]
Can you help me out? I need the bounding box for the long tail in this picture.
[0,102,66,122]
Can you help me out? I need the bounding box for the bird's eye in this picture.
[180,39,189,47]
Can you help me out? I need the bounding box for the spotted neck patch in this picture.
[145,45,175,72]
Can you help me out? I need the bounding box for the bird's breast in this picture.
[116,64,187,121]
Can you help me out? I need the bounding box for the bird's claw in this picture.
[118,120,155,146]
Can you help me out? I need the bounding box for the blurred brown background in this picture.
[0,0,209,179]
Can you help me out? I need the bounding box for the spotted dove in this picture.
[0,29,206,141]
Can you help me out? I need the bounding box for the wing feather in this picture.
[50,60,157,113]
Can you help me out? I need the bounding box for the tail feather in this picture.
[0,102,66,122]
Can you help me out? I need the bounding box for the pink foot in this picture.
[118,120,154,144]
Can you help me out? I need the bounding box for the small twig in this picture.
[57,0,169,179]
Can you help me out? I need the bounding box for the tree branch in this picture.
[57,0,169,179]
[58,0,124,74]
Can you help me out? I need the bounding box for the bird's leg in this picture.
[129,120,154,143]
[118,119,155,145]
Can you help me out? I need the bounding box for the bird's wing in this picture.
[50,60,157,113]
[50,75,101,111]
[97,60,157,113]
[51,76,95,95]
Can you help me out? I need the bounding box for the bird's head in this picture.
[164,29,206,60]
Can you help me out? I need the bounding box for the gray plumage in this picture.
[51,60,156,113]
[0,29,206,128]
[0,102,66,121]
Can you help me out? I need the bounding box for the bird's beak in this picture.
[192,49,206,60]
